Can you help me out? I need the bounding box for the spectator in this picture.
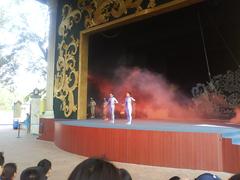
[169,176,181,180]
[119,168,132,180]
[37,159,52,179]
[195,173,221,180]
[229,173,240,180]
[0,152,4,175]
[0,152,4,180]
[68,157,121,180]
[24,113,31,133]
[1,163,17,180]
[20,167,45,180]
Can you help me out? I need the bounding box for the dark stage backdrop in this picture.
[88,0,240,108]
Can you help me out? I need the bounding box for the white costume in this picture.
[108,96,118,122]
[125,96,135,124]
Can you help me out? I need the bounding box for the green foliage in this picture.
[0,87,15,111]
[0,0,49,89]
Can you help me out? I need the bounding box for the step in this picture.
[222,131,240,138]
[232,138,240,145]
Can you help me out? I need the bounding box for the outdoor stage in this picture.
[39,118,240,173]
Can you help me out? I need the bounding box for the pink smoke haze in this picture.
[89,67,209,120]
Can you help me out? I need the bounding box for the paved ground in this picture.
[0,125,233,180]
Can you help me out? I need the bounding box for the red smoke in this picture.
[89,67,207,120]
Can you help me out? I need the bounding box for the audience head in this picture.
[20,167,45,180]
[68,157,121,180]
[119,168,132,180]
[195,173,221,180]
[37,159,52,177]
[229,173,240,180]
[169,176,181,180]
[1,163,17,180]
[0,152,4,174]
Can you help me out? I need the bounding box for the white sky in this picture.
[0,0,49,96]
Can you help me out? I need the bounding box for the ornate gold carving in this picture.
[54,4,82,117]
[125,0,144,12]
[148,0,156,8]
[58,4,82,37]
[77,0,157,28]
[93,0,126,25]
[54,36,79,117]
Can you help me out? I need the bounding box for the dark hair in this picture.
[169,176,181,180]
[37,159,51,175]
[195,173,221,180]
[20,167,45,180]
[0,152,4,166]
[68,158,121,180]
[229,173,240,180]
[1,163,17,180]
[119,168,132,180]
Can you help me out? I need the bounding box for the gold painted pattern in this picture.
[78,0,157,28]
[54,4,81,117]
[58,4,82,37]
[54,36,79,117]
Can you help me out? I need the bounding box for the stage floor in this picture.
[57,119,240,143]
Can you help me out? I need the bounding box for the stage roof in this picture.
[36,0,47,4]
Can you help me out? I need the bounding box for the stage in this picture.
[39,118,240,173]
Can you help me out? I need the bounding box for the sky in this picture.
[0,0,49,97]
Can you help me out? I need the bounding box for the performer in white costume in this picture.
[108,93,118,123]
[125,92,135,125]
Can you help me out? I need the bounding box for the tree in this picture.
[0,87,15,110]
[0,0,49,91]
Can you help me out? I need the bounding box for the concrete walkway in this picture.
[0,126,233,180]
